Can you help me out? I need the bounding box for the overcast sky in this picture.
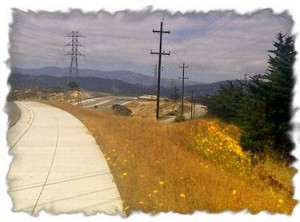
[9,8,293,83]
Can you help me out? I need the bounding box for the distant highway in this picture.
[81,96,137,109]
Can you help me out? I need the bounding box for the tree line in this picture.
[203,33,295,162]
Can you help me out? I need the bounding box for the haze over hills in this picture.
[8,74,154,96]
[8,73,233,97]
[11,67,202,88]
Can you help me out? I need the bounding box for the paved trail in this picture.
[5,102,21,129]
[7,101,124,216]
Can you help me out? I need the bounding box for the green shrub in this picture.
[175,116,186,122]
[111,104,132,116]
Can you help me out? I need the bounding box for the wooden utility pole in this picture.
[179,63,189,117]
[190,89,194,119]
[150,19,170,119]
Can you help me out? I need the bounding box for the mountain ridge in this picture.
[8,73,235,97]
[10,66,202,88]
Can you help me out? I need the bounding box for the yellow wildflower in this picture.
[179,193,186,198]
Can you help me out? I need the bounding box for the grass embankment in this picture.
[126,99,191,119]
[45,100,297,215]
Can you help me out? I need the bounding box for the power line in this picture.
[185,14,240,47]
[178,62,189,117]
[165,35,183,64]
[84,45,120,71]
[11,28,62,45]
[201,25,287,61]
[152,64,158,94]
[64,31,85,106]
[164,56,181,78]
[190,89,194,119]
[150,19,170,120]
[11,51,64,61]
[12,44,64,59]
[13,20,60,36]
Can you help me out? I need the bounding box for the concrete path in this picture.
[7,101,124,216]
[5,102,21,129]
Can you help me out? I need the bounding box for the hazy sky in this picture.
[10,8,293,83]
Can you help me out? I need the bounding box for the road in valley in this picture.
[81,96,136,109]
[183,104,207,119]
[7,101,124,216]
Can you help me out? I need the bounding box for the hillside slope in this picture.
[8,73,234,97]
[11,67,200,88]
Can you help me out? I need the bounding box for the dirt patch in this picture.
[125,98,205,120]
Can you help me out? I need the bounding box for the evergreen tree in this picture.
[204,81,244,123]
[204,33,295,159]
[239,33,295,157]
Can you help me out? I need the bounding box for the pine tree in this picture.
[205,81,244,123]
[264,33,295,155]
[239,33,295,158]
[204,33,295,160]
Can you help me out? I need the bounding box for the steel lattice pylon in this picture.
[64,31,85,105]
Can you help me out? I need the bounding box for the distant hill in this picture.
[8,73,236,98]
[10,67,201,88]
[8,74,159,96]
[185,80,237,96]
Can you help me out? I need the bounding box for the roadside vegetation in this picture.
[45,100,297,215]
[203,33,295,162]
[126,98,191,120]
[40,33,297,216]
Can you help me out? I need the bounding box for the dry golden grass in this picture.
[45,100,297,215]
[125,99,190,119]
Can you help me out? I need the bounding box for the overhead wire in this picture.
[11,51,64,62]
[12,42,63,58]
[197,25,288,61]
[11,11,293,82]
[162,11,238,75]
[184,14,240,48]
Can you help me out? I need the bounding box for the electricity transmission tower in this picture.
[153,64,158,94]
[179,62,189,117]
[64,31,85,105]
[150,19,170,120]
[190,89,194,119]
[152,64,164,95]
